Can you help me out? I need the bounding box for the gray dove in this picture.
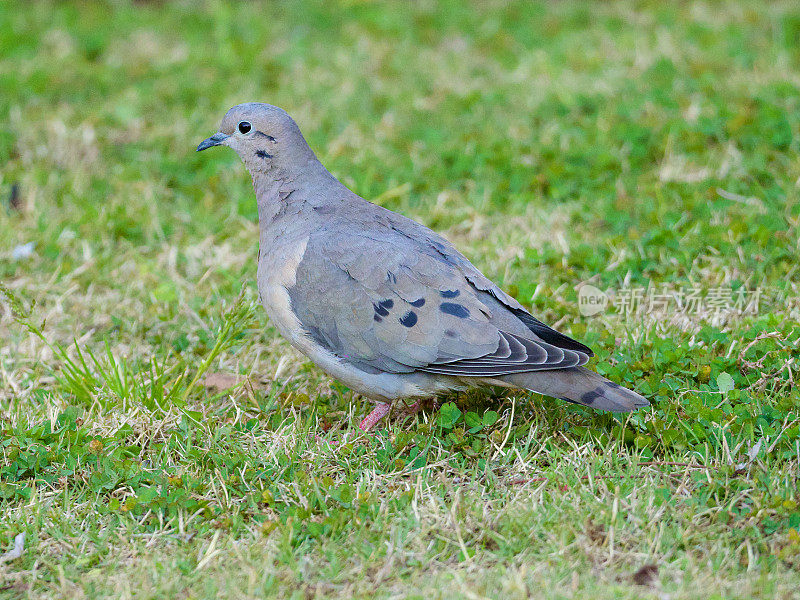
[197,103,648,430]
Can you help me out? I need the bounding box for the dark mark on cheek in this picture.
[399,311,418,327]
[440,302,470,318]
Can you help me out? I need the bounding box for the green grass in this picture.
[2,1,800,597]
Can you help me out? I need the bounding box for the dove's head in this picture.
[197,103,317,176]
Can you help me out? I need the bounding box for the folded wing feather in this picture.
[286,224,592,377]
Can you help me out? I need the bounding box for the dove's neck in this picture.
[251,159,347,227]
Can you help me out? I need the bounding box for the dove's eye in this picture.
[238,121,252,134]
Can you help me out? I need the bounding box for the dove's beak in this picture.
[196,132,228,152]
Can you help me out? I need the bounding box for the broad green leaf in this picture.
[717,372,735,394]
[438,402,462,429]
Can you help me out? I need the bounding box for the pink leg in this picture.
[359,402,391,431]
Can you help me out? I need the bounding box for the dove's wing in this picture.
[286,216,591,377]
[374,202,596,356]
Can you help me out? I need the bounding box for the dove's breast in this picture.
[256,234,310,344]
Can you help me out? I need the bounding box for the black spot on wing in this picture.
[255,150,272,159]
[409,298,425,307]
[440,289,460,298]
[444,329,457,338]
[373,303,389,317]
[379,299,394,310]
[399,311,418,327]
[440,302,470,318]
[373,315,382,322]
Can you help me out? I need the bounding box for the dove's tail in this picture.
[497,367,649,412]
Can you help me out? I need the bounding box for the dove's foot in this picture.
[359,402,391,431]
[399,400,423,416]
[398,398,439,420]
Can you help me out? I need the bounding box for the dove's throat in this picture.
[252,174,296,226]
[252,158,349,220]
[251,161,348,230]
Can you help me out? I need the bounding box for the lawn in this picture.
[1,1,799,598]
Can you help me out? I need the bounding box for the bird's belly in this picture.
[257,279,417,400]
[259,284,302,341]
